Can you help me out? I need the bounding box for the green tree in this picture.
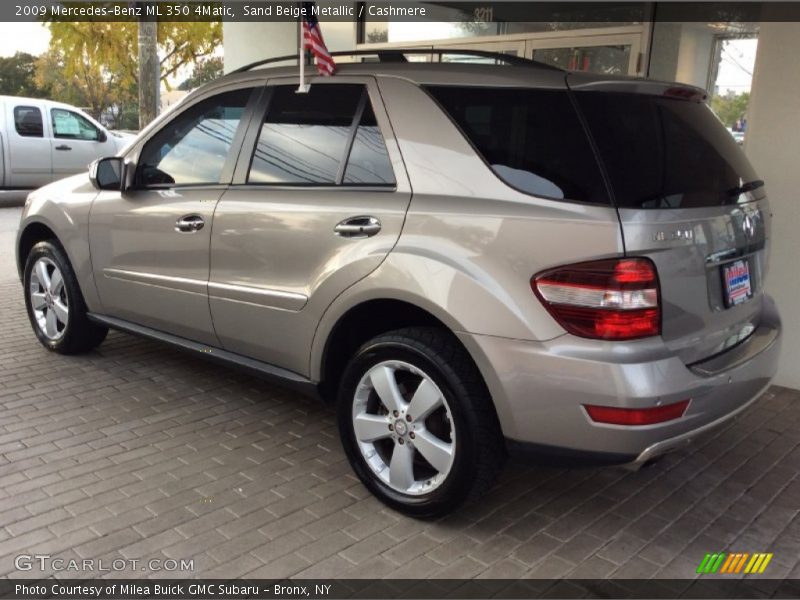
[0,52,50,97]
[35,48,126,118]
[39,20,221,119]
[711,91,750,128]
[178,56,224,91]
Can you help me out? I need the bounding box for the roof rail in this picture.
[231,48,563,74]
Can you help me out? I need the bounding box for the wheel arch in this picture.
[17,220,61,280]
[314,296,471,401]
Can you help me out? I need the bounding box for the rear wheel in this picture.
[24,241,107,354]
[337,327,505,517]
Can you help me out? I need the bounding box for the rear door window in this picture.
[14,106,44,138]
[248,84,395,186]
[575,92,761,208]
[426,86,610,205]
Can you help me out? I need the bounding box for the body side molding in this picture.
[87,313,320,398]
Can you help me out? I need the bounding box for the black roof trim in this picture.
[232,48,564,74]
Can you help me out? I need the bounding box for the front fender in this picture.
[17,175,101,311]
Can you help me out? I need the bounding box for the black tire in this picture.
[23,240,108,354]
[337,326,505,518]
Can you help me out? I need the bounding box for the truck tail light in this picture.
[532,258,661,341]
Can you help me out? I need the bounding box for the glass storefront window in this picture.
[360,2,646,45]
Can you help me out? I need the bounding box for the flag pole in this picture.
[297,5,310,93]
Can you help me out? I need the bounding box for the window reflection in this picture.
[138,89,251,186]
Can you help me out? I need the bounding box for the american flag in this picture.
[302,3,336,76]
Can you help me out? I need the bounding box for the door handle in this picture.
[175,215,205,233]
[334,216,381,239]
[55,145,72,151]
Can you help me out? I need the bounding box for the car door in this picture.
[49,107,116,179]
[209,77,412,375]
[89,84,262,345]
[7,103,52,187]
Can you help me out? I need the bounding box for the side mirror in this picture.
[98,130,108,143]
[89,157,123,191]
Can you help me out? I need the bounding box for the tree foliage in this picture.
[710,91,750,128]
[0,52,50,97]
[37,20,221,119]
[178,56,224,91]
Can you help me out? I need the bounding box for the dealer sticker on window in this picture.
[722,259,753,307]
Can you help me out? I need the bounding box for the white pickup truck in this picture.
[0,96,133,190]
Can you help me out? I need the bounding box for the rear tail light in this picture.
[584,400,690,426]
[532,258,660,341]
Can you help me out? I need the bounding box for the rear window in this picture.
[14,106,43,137]
[575,92,761,209]
[426,86,610,205]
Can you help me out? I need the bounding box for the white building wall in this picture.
[746,22,800,390]
[649,23,715,89]
[222,22,297,72]
[222,17,356,73]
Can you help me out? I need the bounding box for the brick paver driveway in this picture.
[1,206,799,581]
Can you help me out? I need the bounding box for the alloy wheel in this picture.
[29,257,69,340]
[352,360,455,495]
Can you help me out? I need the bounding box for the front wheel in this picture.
[337,327,505,518]
[23,241,107,354]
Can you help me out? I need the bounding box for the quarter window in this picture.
[426,86,610,205]
[14,106,43,138]
[137,88,253,187]
[343,102,395,185]
[248,84,395,186]
[51,109,101,141]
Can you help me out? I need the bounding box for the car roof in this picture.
[215,61,569,88]
[187,49,707,104]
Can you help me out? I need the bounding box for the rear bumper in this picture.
[458,294,782,463]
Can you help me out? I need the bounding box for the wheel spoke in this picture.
[31,292,47,310]
[407,379,443,423]
[389,441,415,491]
[35,260,50,289]
[49,268,64,294]
[52,299,69,325]
[414,430,454,474]
[45,309,58,338]
[354,413,391,443]
[369,365,405,413]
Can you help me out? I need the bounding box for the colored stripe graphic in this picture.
[710,553,726,573]
[734,553,749,573]
[699,552,775,575]
[759,554,773,573]
[697,554,713,574]
[745,554,761,573]
[720,553,736,573]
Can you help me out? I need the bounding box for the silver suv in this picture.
[17,51,782,516]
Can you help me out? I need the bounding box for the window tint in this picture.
[575,92,761,208]
[343,102,395,185]
[426,86,609,204]
[51,108,100,141]
[137,88,252,187]
[249,84,394,186]
[14,106,43,138]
